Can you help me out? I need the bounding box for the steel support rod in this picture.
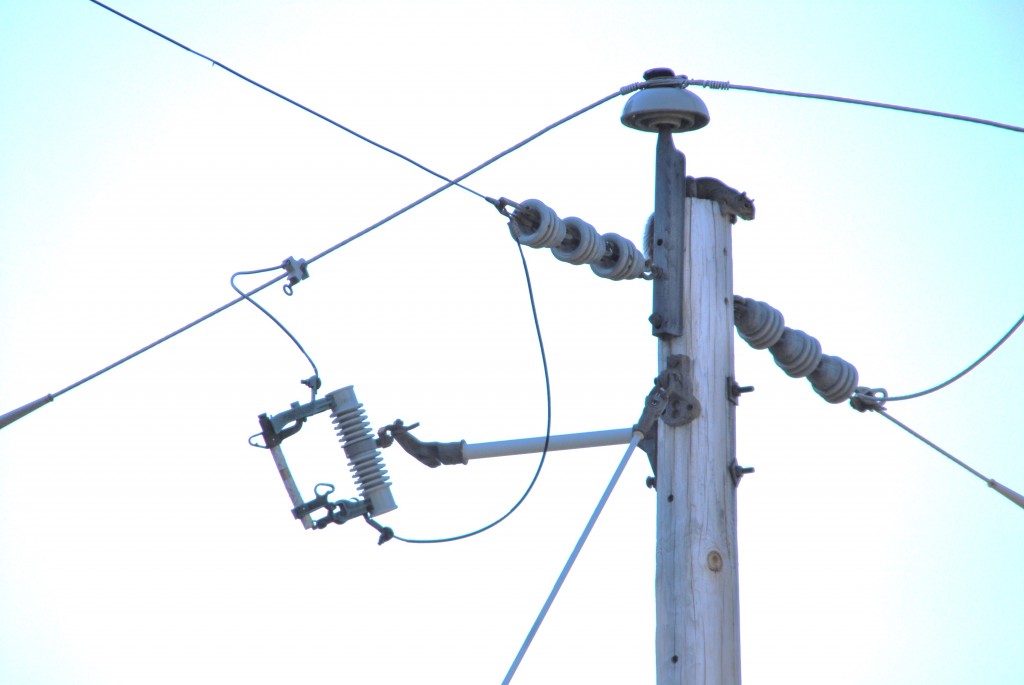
[463,428,634,460]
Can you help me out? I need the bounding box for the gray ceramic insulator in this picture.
[769,328,823,378]
[808,354,860,404]
[735,298,785,349]
[510,199,566,249]
[553,216,605,265]
[327,386,397,517]
[590,233,646,280]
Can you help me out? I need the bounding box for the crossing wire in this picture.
[0,87,628,429]
[87,0,489,201]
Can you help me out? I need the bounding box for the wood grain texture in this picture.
[656,195,740,684]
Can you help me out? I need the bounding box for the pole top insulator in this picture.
[621,68,710,133]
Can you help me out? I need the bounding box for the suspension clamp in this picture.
[281,256,310,296]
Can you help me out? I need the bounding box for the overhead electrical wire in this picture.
[87,0,488,201]
[686,78,1024,134]
[885,311,1024,402]
[0,82,629,430]
[385,238,553,544]
[231,266,321,402]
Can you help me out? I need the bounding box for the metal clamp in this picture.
[281,256,309,296]
[661,354,701,426]
[634,355,701,481]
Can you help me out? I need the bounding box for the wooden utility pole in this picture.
[653,133,740,683]
[624,69,741,683]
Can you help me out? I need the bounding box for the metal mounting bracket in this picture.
[661,354,701,426]
[634,354,700,480]
[281,256,310,296]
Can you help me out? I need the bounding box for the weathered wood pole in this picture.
[651,128,741,684]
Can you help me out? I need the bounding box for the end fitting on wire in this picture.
[851,387,888,412]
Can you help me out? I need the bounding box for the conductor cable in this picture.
[386,237,553,544]
[686,78,1024,134]
[885,311,1024,402]
[231,265,320,402]
[0,85,626,430]
[87,0,487,200]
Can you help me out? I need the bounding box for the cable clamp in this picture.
[850,386,888,413]
[281,256,310,296]
[634,354,701,437]
[363,514,395,545]
[376,419,421,449]
[485,196,515,218]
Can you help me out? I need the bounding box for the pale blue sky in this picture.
[2,1,1022,683]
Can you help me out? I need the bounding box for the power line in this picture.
[886,311,1024,402]
[387,238,553,544]
[231,265,321,402]
[0,85,626,430]
[87,0,488,201]
[686,78,1024,134]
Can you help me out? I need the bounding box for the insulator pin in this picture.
[590,233,647,280]
[552,217,604,265]
[808,354,859,403]
[734,297,785,349]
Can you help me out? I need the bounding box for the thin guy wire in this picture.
[870,408,989,482]
[231,267,319,402]
[502,431,643,685]
[392,238,552,544]
[28,87,624,410]
[687,79,1024,134]
[886,311,1024,401]
[87,0,488,201]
